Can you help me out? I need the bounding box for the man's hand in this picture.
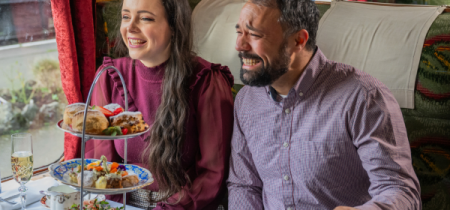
[334,206,358,210]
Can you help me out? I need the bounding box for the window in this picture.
[0,0,65,179]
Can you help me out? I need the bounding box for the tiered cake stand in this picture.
[49,66,153,209]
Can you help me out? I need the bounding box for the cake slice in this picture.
[110,111,149,134]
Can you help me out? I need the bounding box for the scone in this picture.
[110,112,149,134]
[63,103,88,129]
[72,110,109,135]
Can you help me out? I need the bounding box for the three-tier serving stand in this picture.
[55,66,150,210]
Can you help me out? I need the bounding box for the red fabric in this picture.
[51,0,96,160]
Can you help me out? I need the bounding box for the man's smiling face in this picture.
[235,2,290,87]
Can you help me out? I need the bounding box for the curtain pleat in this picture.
[51,0,96,160]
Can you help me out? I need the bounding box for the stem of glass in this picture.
[18,184,27,210]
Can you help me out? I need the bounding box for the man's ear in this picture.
[293,29,309,52]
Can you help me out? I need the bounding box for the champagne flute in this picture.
[11,133,33,210]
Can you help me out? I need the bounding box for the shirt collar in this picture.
[266,47,327,102]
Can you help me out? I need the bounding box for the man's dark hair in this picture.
[251,0,320,51]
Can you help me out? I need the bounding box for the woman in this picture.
[85,0,234,209]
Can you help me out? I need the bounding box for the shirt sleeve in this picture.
[351,86,421,210]
[227,89,265,209]
[154,68,234,210]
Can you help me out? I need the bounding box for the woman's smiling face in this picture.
[120,0,172,67]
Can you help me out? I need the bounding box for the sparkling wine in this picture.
[11,151,33,184]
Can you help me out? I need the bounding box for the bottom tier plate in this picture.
[49,159,154,195]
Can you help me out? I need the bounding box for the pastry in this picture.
[106,173,123,188]
[63,103,89,129]
[95,176,107,189]
[122,175,139,188]
[68,171,78,184]
[78,171,97,188]
[110,112,149,134]
[71,110,109,135]
[103,103,123,112]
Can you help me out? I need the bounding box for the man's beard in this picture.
[239,43,290,87]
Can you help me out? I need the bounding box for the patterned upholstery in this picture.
[404,12,450,210]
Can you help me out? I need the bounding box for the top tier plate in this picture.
[57,120,149,140]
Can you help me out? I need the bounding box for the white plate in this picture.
[56,120,149,140]
[48,159,154,195]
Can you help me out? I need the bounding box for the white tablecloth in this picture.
[26,199,142,210]
[1,178,143,210]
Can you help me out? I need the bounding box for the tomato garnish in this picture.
[121,128,128,135]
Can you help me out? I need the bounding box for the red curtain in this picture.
[51,0,96,160]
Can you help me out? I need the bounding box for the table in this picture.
[26,199,143,210]
[1,173,143,210]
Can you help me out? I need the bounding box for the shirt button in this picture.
[283,175,290,181]
[285,108,290,114]
[299,91,304,96]
[283,142,289,148]
[287,207,293,210]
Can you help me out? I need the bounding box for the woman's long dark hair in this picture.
[112,0,195,203]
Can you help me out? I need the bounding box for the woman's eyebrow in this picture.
[121,9,156,16]
[138,10,156,16]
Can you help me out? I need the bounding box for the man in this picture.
[227,0,421,209]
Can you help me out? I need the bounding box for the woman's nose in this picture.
[127,19,140,33]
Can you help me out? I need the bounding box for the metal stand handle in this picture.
[79,66,129,210]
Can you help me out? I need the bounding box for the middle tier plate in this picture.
[49,159,154,195]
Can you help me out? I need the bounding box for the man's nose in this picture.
[235,35,251,52]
